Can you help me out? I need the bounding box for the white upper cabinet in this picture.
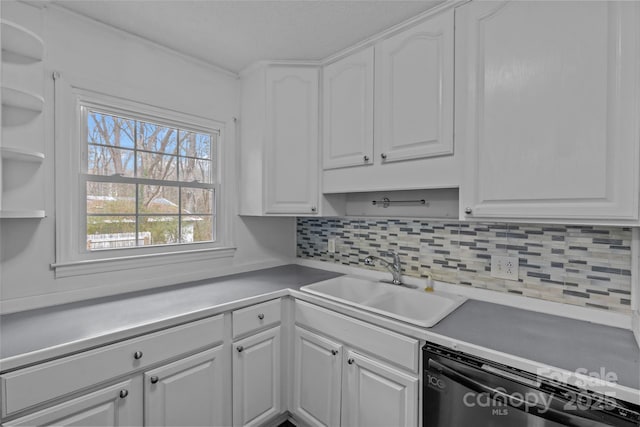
[457,1,640,222]
[239,64,319,216]
[376,9,454,163]
[321,8,460,194]
[322,47,374,170]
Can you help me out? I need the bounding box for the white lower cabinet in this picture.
[0,316,228,427]
[5,379,143,427]
[292,301,420,427]
[144,346,226,427]
[232,326,282,427]
[341,351,418,427]
[292,327,343,427]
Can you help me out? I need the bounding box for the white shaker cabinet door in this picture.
[144,346,227,427]
[457,1,640,221]
[323,47,374,170]
[5,378,142,427]
[264,67,319,215]
[291,327,343,427]
[232,326,282,427]
[341,351,418,427]
[375,9,454,164]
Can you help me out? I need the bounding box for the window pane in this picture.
[87,216,137,250]
[139,215,179,246]
[137,122,177,154]
[181,216,214,243]
[136,151,177,181]
[138,185,179,214]
[87,112,135,149]
[181,188,213,214]
[179,132,211,159]
[178,157,212,183]
[87,182,136,214]
[88,145,135,177]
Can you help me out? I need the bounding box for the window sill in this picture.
[51,246,237,278]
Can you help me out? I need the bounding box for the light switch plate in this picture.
[491,255,519,281]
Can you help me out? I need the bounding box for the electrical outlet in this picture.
[327,238,336,253]
[491,255,519,281]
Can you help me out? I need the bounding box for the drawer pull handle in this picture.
[257,313,265,320]
[133,351,143,360]
[237,346,244,353]
[150,376,159,384]
[331,350,338,356]
[347,358,355,365]
[119,389,129,399]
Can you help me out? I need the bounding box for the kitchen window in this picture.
[52,79,234,278]
[84,109,217,251]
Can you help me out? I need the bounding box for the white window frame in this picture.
[52,76,235,278]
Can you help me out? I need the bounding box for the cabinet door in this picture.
[323,47,374,170]
[5,378,142,427]
[265,67,319,215]
[233,326,282,427]
[457,1,640,221]
[342,351,418,427]
[375,10,454,164]
[291,327,342,427]
[144,346,227,427]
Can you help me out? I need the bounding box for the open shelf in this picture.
[0,146,45,163]
[1,86,44,112]
[1,19,44,62]
[0,209,46,219]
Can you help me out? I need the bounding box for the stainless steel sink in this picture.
[300,275,466,327]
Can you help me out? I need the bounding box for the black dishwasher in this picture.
[423,342,640,427]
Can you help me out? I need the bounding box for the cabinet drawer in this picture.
[232,299,281,339]
[295,300,419,373]
[1,315,223,417]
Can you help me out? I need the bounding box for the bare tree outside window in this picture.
[85,110,216,250]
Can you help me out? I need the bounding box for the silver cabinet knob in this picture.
[311,206,317,212]
[133,351,143,360]
[464,207,472,215]
[381,153,387,160]
[237,346,244,353]
[150,376,159,384]
[331,350,338,356]
[363,155,369,162]
[119,389,129,399]
[257,313,265,320]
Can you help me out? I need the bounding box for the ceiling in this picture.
[51,0,444,73]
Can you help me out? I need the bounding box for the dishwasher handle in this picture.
[428,358,627,427]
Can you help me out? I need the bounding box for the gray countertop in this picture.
[431,300,640,392]
[0,265,340,367]
[1,264,638,402]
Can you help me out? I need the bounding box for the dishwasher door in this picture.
[423,346,638,427]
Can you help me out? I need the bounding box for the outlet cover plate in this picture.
[491,255,519,281]
[327,238,336,253]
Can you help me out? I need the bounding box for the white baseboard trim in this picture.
[296,258,632,330]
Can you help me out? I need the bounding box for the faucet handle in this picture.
[363,256,374,266]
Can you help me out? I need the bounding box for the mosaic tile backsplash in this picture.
[296,218,633,314]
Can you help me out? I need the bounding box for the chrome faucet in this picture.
[363,250,403,285]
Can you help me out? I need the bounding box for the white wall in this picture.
[0,3,295,313]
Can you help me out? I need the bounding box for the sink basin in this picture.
[300,276,466,328]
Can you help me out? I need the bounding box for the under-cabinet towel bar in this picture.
[371,197,427,208]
